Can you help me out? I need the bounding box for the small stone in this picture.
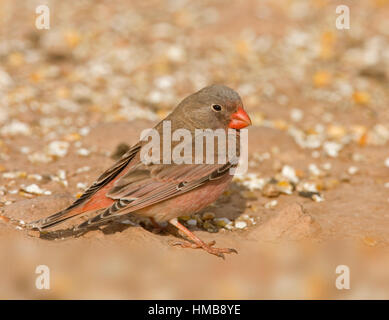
[76,182,87,190]
[28,152,52,164]
[290,108,303,122]
[47,141,69,158]
[203,220,217,232]
[2,172,17,179]
[58,169,66,180]
[240,214,250,220]
[312,194,324,202]
[22,184,45,195]
[264,199,278,209]
[276,180,294,195]
[187,219,197,227]
[202,212,215,220]
[77,148,90,156]
[327,125,346,140]
[27,174,42,181]
[214,217,232,228]
[262,183,280,198]
[348,166,359,175]
[20,146,30,154]
[234,221,247,229]
[308,164,322,177]
[281,165,299,183]
[1,120,31,136]
[79,127,90,136]
[76,166,90,173]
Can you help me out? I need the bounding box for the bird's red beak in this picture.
[229,107,252,129]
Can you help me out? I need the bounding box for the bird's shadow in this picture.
[37,182,248,241]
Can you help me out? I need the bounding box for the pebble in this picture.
[47,141,69,158]
[290,108,303,122]
[312,194,324,202]
[1,120,31,136]
[76,182,87,190]
[202,212,215,220]
[281,165,299,183]
[234,221,247,229]
[348,166,359,175]
[308,164,322,177]
[77,148,91,156]
[264,200,278,209]
[22,184,51,195]
[262,183,280,197]
[214,217,232,228]
[186,219,197,227]
[323,141,342,158]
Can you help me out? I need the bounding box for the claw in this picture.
[170,239,237,259]
[168,218,238,259]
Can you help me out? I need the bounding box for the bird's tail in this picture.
[73,199,132,231]
[27,205,86,230]
[28,197,131,231]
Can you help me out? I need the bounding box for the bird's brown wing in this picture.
[69,143,141,210]
[105,127,239,211]
[74,161,235,230]
[109,161,233,204]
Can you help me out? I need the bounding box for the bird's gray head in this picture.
[173,84,251,130]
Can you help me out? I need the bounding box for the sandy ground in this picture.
[1,0,389,299]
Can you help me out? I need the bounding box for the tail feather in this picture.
[27,144,140,231]
[74,199,132,231]
[27,205,86,230]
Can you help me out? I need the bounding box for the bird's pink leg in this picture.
[169,218,237,259]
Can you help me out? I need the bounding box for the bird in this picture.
[27,84,252,258]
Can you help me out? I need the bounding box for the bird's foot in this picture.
[168,218,237,259]
[171,239,237,259]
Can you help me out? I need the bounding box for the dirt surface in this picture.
[1,0,389,299]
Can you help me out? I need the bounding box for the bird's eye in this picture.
[212,104,222,112]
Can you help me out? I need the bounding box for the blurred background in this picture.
[1,0,389,299]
